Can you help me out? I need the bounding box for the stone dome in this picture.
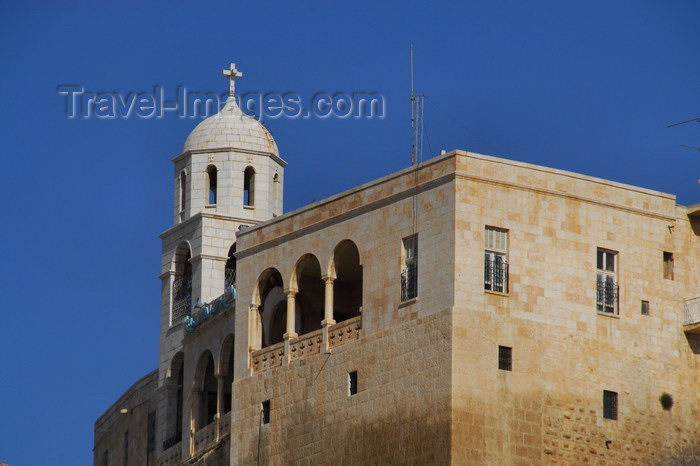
[182,97,278,155]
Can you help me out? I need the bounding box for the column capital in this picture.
[322,274,336,283]
[284,287,298,296]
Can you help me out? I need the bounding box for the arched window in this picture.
[293,254,324,334]
[179,171,187,214]
[273,173,279,214]
[333,241,363,322]
[225,243,236,292]
[256,269,285,347]
[163,354,184,450]
[197,354,217,429]
[206,165,217,205]
[243,166,255,206]
[172,246,192,325]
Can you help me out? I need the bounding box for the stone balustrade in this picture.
[329,316,361,349]
[251,341,285,373]
[684,297,700,326]
[251,316,361,373]
[289,329,323,362]
[193,420,217,453]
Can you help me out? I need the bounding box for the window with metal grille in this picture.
[603,390,618,420]
[485,227,508,293]
[498,346,512,371]
[641,300,649,316]
[401,236,418,301]
[663,252,674,280]
[225,243,236,292]
[262,400,270,424]
[596,249,618,315]
[349,371,358,395]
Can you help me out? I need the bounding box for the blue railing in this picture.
[184,286,236,335]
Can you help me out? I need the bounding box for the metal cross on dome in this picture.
[222,63,243,96]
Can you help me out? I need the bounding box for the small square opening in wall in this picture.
[603,390,618,420]
[498,346,512,371]
[348,371,358,396]
[261,400,270,424]
[641,300,650,316]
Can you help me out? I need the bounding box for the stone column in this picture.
[284,289,298,339]
[215,375,224,440]
[322,275,336,351]
[283,289,298,364]
[249,304,261,352]
[189,391,199,455]
[322,275,336,326]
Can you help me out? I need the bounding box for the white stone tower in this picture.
[156,63,286,452]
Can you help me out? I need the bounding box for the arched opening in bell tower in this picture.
[206,165,217,205]
[243,166,255,206]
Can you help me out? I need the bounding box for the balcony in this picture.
[683,297,700,334]
[184,286,236,335]
[251,316,361,374]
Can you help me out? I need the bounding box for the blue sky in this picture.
[1,1,698,464]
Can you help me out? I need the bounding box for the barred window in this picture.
[262,400,270,424]
[498,346,512,371]
[641,300,649,316]
[596,249,618,315]
[401,236,418,301]
[603,390,618,420]
[485,227,508,293]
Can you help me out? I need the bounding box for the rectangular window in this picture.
[603,390,618,420]
[498,346,512,371]
[147,412,156,452]
[663,252,674,280]
[262,400,270,425]
[596,249,618,315]
[349,371,358,395]
[123,432,128,466]
[103,451,108,466]
[485,227,508,293]
[641,300,649,316]
[401,236,418,301]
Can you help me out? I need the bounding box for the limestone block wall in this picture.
[231,309,452,465]
[230,154,458,463]
[451,151,700,464]
[94,370,158,466]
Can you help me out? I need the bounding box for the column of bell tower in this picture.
[156,63,286,457]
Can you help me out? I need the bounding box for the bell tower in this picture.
[156,63,286,451]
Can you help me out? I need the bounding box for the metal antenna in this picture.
[410,46,424,166]
[667,117,699,152]
[667,117,700,128]
[411,45,415,166]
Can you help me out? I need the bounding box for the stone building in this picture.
[95,64,700,465]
